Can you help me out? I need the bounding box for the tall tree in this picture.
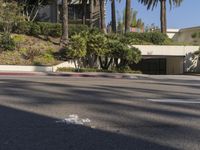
[111,0,116,32]
[125,0,131,33]
[61,0,68,45]
[81,0,87,25]
[99,0,106,33]
[89,0,93,27]
[138,0,183,33]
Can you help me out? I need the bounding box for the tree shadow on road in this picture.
[0,105,178,150]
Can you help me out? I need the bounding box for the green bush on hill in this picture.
[1,21,170,45]
[0,33,16,51]
[9,22,89,37]
[122,32,169,45]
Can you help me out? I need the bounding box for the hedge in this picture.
[0,21,169,45]
[123,32,168,45]
[0,21,89,37]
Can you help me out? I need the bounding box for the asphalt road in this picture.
[0,75,200,150]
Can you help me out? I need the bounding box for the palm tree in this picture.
[125,0,131,33]
[139,0,183,33]
[61,0,68,45]
[111,0,117,32]
[89,0,94,27]
[99,0,106,33]
[80,0,87,25]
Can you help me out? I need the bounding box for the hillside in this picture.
[0,34,63,66]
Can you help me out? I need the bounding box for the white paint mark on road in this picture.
[147,99,200,104]
[56,114,91,125]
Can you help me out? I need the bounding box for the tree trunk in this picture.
[111,0,116,33]
[160,0,167,33]
[125,0,131,33]
[99,57,113,70]
[89,0,94,27]
[99,0,106,33]
[114,58,119,68]
[61,0,68,45]
[82,0,87,25]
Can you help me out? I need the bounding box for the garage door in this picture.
[130,58,166,74]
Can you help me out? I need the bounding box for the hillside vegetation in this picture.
[0,34,62,65]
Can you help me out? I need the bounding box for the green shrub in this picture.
[33,53,56,65]
[37,22,51,36]
[48,23,62,37]
[56,67,96,72]
[87,31,108,56]
[0,50,26,65]
[0,33,16,51]
[4,21,89,37]
[122,32,168,45]
[114,66,133,73]
[67,34,87,69]
[14,21,31,34]
[12,34,25,43]
[56,67,142,74]
[20,47,41,61]
[57,67,75,72]
[147,32,167,44]
[12,34,25,49]
[29,23,41,36]
[191,32,197,39]
[37,22,62,37]
[68,24,89,37]
[0,22,4,32]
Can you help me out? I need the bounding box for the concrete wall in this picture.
[52,61,75,72]
[173,27,200,45]
[133,45,199,56]
[0,65,53,72]
[0,62,75,72]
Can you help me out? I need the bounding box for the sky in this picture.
[106,0,200,29]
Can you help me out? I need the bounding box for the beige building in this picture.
[167,26,200,45]
[134,27,200,75]
[37,0,101,27]
[131,45,200,75]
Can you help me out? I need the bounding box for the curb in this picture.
[0,72,44,76]
[47,73,137,79]
[0,72,137,79]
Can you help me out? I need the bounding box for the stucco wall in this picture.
[0,62,75,72]
[52,61,75,72]
[0,65,53,72]
[133,45,199,56]
[173,27,200,45]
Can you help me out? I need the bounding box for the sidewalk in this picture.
[0,71,139,79]
[183,73,200,76]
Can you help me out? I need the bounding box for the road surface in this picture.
[0,75,200,150]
